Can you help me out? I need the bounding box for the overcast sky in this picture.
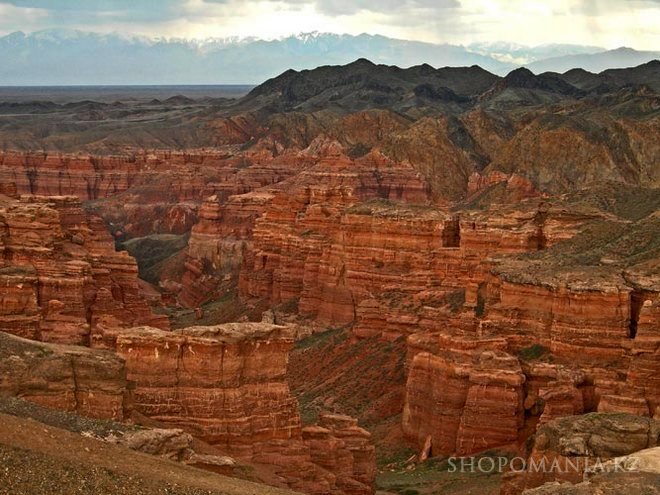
[0,0,658,49]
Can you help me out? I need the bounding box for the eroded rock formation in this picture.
[0,332,129,420]
[0,192,168,345]
[501,413,660,494]
[402,332,527,456]
[1,60,658,495]
[105,323,376,495]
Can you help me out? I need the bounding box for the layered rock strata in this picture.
[500,413,660,494]
[0,331,129,420]
[178,190,276,307]
[402,332,525,456]
[483,263,660,417]
[0,147,303,240]
[112,324,300,454]
[0,150,230,201]
[109,323,376,495]
[240,192,591,337]
[402,260,660,457]
[0,192,168,345]
[179,142,431,309]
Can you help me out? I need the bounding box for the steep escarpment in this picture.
[0,147,304,242]
[240,191,593,337]
[403,333,525,456]
[401,190,660,458]
[163,122,657,486]
[104,323,376,495]
[0,192,167,345]
[402,284,658,458]
[229,163,657,461]
[238,151,432,313]
[176,140,430,309]
[0,150,224,239]
[105,323,301,453]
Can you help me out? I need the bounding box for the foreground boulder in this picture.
[521,446,660,494]
[501,413,660,494]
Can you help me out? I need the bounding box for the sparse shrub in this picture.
[518,344,550,361]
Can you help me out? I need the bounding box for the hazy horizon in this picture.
[1,1,658,86]
[1,29,658,86]
[1,1,658,51]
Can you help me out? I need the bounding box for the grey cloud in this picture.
[202,0,460,15]
[0,0,183,24]
[0,0,178,10]
[312,0,459,15]
[0,0,462,26]
[573,0,660,15]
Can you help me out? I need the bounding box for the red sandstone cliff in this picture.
[167,134,658,468]
[176,138,430,308]
[0,331,130,420]
[0,192,168,345]
[107,323,376,495]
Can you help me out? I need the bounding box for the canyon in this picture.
[0,59,658,495]
[0,190,168,345]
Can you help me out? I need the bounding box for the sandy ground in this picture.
[0,412,299,495]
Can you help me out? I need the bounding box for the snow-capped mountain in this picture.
[467,42,605,65]
[0,30,657,85]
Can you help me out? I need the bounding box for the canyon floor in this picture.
[0,58,659,495]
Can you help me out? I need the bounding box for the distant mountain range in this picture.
[0,30,658,85]
[526,47,660,74]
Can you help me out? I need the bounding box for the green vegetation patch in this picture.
[517,344,551,362]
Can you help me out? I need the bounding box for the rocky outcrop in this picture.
[402,279,659,457]
[466,171,541,204]
[0,193,168,345]
[112,324,300,454]
[501,413,660,494]
[481,265,660,418]
[0,331,129,420]
[109,323,376,495]
[178,190,276,307]
[302,413,376,494]
[482,275,633,360]
[163,136,659,473]
[241,188,591,339]
[0,151,140,199]
[234,145,432,317]
[188,191,277,272]
[402,332,525,456]
[522,470,660,495]
[109,428,195,462]
[0,150,235,202]
[0,148,300,242]
[400,199,659,456]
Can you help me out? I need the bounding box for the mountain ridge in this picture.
[1,29,659,85]
[239,58,660,114]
